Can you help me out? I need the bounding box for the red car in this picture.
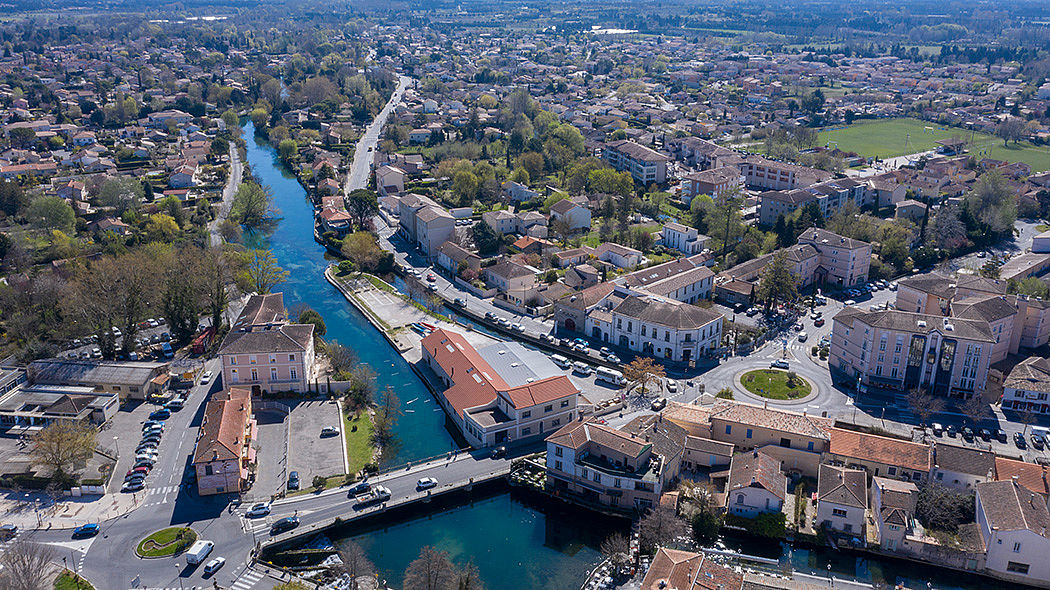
[426,274,436,282]
[126,466,150,478]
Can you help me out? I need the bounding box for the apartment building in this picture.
[825,427,931,483]
[600,295,723,363]
[757,178,867,227]
[398,193,456,258]
[193,387,255,496]
[830,307,993,399]
[796,228,872,288]
[219,293,315,394]
[1003,356,1050,415]
[680,166,744,204]
[602,140,669,184]
[871,477,919,552]
[616,257,715,303]
[659,222,709,256]
[421,329,578,447]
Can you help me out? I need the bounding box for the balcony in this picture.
[576,452,660,483]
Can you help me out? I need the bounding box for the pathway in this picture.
[209,141,244,246]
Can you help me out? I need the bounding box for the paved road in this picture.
[344,75,411,194]
[209,142,244,247]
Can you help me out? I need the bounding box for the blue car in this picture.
[73,524,100,537]
[149,409,170,421]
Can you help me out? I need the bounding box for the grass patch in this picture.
[1037,224,1050,233]
[364,273,395,293]
[342,408,375,476]
[135,527,197,558]
[741,369,811,400]
[55,571,94,590]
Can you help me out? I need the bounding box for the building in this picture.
[27,359,170,401]
[975,479,1050,584]
[436,241,481,275]
[595,242,644,269]
[757,178,867,227]
[616,258,714,303]
[830,307,994,399]
[193,388,255,496]
[218,294,315,394]
[545,415,685,513]
[708,401,831,454]
[484,259,538,306]
[724,450,787,518]
[932,443,995,490]
[816,463,868,537]
[549,198,592,232]
[871,477,918,552]
[602,140,669,184]
[796,228,872,288]
[0,367,119,429]
[421,329,578,447]
[398,193,456,259]
[603,295,722,363]
[825,427,931,483]
[680,166,744,203]
[1004,357,1050,415]
[638,548,743,590]
[660,222,708,256]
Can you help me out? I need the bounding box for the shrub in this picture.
[716,387,734,400]
[312,475,327,489]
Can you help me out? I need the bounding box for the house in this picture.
[147,109,193,128]
[564,264,601,289]
[825,427,931,483]
[871,477,918,552]
[319,206,352,236]
[994,457,1050,499]
[724,450,787,518]
[376,165,405,196]
[408,128,431,144]
[660,222,708,255]
[816,463,868,537]
[707,401,831,455]
[932,443,995,490]
[91,217,130,236]
[602,140,669,184]
[617,258,715,303]
[975,479,1050,583]
[193,387,255,496]
[895,199,928,222]
[549,198,592,232]
[602,295,723,363]
[503,180,539,202]
[639,547,743,590]
[481,209,517,235]
[436,241,481,274]
[318,178,341,196]
[168,164,196,188]
[484,259,537,306]
[595,242,644,269]
[422,329,578,448]
[546,415,686,513]
[218,293,315,394]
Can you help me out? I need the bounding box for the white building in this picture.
[816,463,868,537]
[660,222,708,256]
[603,295,723,363]
[725,450,787,518]
[976,479,1050,584]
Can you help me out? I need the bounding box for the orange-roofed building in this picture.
[421,328,578,447]
[995,456,1050,499]
[825,427,931,484]
[639,547,743,590]
[193,388,256,495]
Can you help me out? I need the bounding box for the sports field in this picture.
[817,117,1050,172]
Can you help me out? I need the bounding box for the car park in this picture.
[416,477,438,490]
[246,503,271,518]
[271,516,300,535]
[203,557,227,575]
[73,524,100,537]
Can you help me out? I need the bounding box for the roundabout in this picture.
[134,527,197,559]
[739,369,813,400]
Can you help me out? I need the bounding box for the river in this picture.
[239,121,999,590]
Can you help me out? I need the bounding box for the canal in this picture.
[239,122,997,590]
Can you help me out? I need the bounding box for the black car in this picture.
[946,424,958,438]
[1015,432,1028,449]
[287,471,300,490]
[961,427,974,442]
[978,428,991,442]
[491,446,506,459]
[996,429,1008,443]
[270,516,300,535]
[1032,434,1045,450]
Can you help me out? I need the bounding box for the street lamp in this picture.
[175,563,184,590]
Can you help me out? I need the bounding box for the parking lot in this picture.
[286,399,345,490]
[249,408,289,501]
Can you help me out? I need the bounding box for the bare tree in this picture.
[30,421,97,483]
[623,357,666,398]
[402,546,455,590]
[907,388,944,439]
[0,538,55,590]
[960,394,987,430]
[600,533,631,569]
[638,505,688,552]
[454,561,484,590]
[243,249,289,295]
[334,540,374,590]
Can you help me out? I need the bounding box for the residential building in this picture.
[436,241,481,275]
[549,198,592,231]
[638,548,743,590]
[376,165,405,196]
[660,222,709,256]
[601,295,723,363]
[1004,357,1050,415]
[484,259,538,306]
[398,193,456,259]
[193,387,255,496]
[680,166,744,203]
[724,450,787,518]
[595,242,644,269]
[825,427,931,483]
[796,228,872,288]
[932,443,995,490]
[975,479,1050,584]
[602,140,669,184]
[617,258,714,303]
[421,329,578,447]
[218,293,315,394]
[871,477,918,552]
[816,463,868,537]
[708,401,831,454]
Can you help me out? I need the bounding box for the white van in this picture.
[185,540,214,565]
[572,361,592,376]
[595,367,625,386]
[550,354,571,369]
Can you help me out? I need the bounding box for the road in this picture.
[209,142,244,247]
[344,75,411,194]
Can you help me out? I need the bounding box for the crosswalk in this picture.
[230,568,266,590]
[148,485,179,495]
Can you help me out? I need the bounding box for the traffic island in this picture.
[54,570,94,590]
[740,369,813,400]
[134,526,197,559]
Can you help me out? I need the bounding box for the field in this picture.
[817,118,1050,172]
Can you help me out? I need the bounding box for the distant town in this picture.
[4,1,1050,590]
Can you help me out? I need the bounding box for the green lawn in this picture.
[135,527,197,558]
[817,117,1050,172]
[55,571,94,590]
[741,369,812,400]
[342,408,375,476]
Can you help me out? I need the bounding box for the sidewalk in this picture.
[0,490,140,530]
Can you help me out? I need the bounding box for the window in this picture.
[832,508,847,518]
[522,411,531,418]
[250,368,258,381]
[230,356,237,365]
[1013,542,1022,553]
[270,354,277,364]
[271,368,278,381]
[736,494,744,505]
[544,405,553,412]
[614,478,621,488]
[664,332,670,342]
[936,472,943,481]
[555,447,563,457]
[554,460,563,471]
[290,368,297,380]
[888,467,897,476]
[580,468,587,479]
[807,441,814,451]
[205,465,213,476]
[560,400,569,408]
[250,355,257,364]
[725,425,732,435]
[593,472,601,482]
[289,354,295,361]
[552,419,560,427]
[746,428,752,439]
[1007,562,1030,575]
[522,427,531,436]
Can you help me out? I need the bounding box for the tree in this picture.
[9,127,35,149]
[162,250,205,343]
[278,138,298,162]
[600,533,631,570]
[146,213,180,241]
[473,220,501,256]
[341,231,384,272]
[451,171,479,205]
[202,248,232,334]
[346,189,379,229]
[242,249,289,294]
[211,137,230,157]
[298,308,327,337]
[403,546,456,590]
[588,168,633,196]
[996,117,1026,146]
[907,388,945,438]
[756,250,799,307]
[0,538,54,590]
[30,421,96,482]
[638,506,688,552]
[959,393,986,429]
[0,180,28,217]
[26,195,75,233]
[916,484,974,533]
[348,365,377,409]
[372,385,401,449]
[550,217,572,243]
[966,171,1017,239]
[97,176,143,213]
[623,357,666,397]
[454,562,484,590]
[333,540,375,590]
[230,181,275,229]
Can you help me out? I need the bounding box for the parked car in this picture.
[962,427,974,442]
[1015,432,1027,449]
[491,446,507,459]
[931,423,943,437]
[73,524,100,538]
[946,424,958,437]
[270,516,300,535]
[996,429,1008,443]
[287,471,300,490]
[126,466,150,478]
[979,428,992,441]
[121,480,145,493]
[1032,434,1045,450]
[200,370,213,384]
[814,317,825,327]
[320,426,339,437]
[203,556,227,575]
[149,409,171,421]
[246,503,271,518]
[0,524,16,539]
[665,380,677,393]
[416,477,438,490]
[650,398,667,412]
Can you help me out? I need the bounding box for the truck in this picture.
[185,540,214,565]
[191,327,215,355]
[353,485,391,507]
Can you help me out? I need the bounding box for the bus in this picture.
[595,367,625,387]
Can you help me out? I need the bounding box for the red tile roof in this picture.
[499,375,578,409]
[421,329,505,417]
[827,427,931,472]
